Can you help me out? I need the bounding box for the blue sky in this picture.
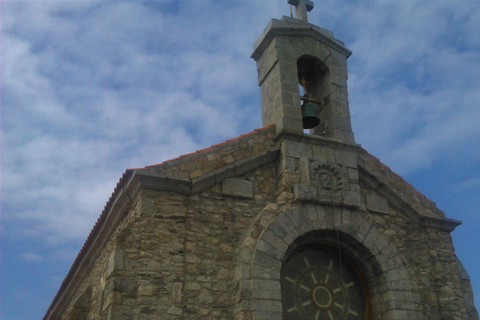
[1,0,479,319]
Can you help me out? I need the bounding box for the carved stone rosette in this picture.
[295,159,360,208]
[311,161,344,192]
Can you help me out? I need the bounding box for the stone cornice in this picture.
[251,16,352,61]
[278,131,361,152]
[358,150,461,232]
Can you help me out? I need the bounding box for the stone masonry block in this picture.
[235,262,251,282]
[330,73,348,87]
[239,247,255,264]
[362,226,380,249]
[374,235,391,254]
[253,250,281,269]
[278,116,303,135]
[250,299,282,312]
[343,130,356,144]
[235,156,264,177]
[381,309,409,320]
[322,206,335,230]
[366,193,389,214]
[191,171,216,194]
[107,247,124,277]
[222,178,254,199]
[251,279,280,291]
[295,217,318,235]
[348,210,364,237]
[330,115,353,130]
[347,167,359,180]
[251,311,283,320]
[356,220,372,243]
[278,156,296,179]
[330,207,341,231]
[252,264,280,280]
[213,164,236,184]
[293,184,317,202]
[273,213,300,244]
[303,205,321,228]
[286,207,306,228]
[260,228,289,251]
[380,242,400,261]
[241,279,252,290]
[315,205,327,227]
[251,288,281,300]
[283,140,308,159]
[334,149,357,167]
[282,104,302,120]
[266,222,291,245]
[280,90,295,106]
[385,267,409,282]
[256,239,284,260]
[339,208,353,233]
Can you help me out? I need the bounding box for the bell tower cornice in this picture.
[251,17,352,62]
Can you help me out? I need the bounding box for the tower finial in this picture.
[288,0,314,22]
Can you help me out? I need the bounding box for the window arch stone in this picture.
[233,204,421,320]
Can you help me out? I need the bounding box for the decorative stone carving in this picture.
[310,161,344,192]
[295,159,360,208]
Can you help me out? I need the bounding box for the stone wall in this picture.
[60,198,141,320]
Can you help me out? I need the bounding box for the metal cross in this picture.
[288,0,314,22]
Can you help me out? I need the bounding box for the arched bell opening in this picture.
[281,230,374,320]
[297,55,330,134]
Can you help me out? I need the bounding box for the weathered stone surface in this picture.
[222,178,254,198]
[367,193,389,214]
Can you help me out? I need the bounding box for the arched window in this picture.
[297,55,330,135]
[281,245,371,320]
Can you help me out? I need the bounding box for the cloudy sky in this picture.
[1,0,479,318]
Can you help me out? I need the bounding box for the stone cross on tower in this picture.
[288,0,314,22]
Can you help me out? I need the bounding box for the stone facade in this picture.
[44,126,478,320]
[44,10,477,320]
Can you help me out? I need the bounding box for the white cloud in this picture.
[342,1,480,174]
[19,252,45,263]
[1,1,267,248]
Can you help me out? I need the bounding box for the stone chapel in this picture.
[44,1,477,319]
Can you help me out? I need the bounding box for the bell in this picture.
[301,101,321,129]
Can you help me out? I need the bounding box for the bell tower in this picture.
[251,0,354,143]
